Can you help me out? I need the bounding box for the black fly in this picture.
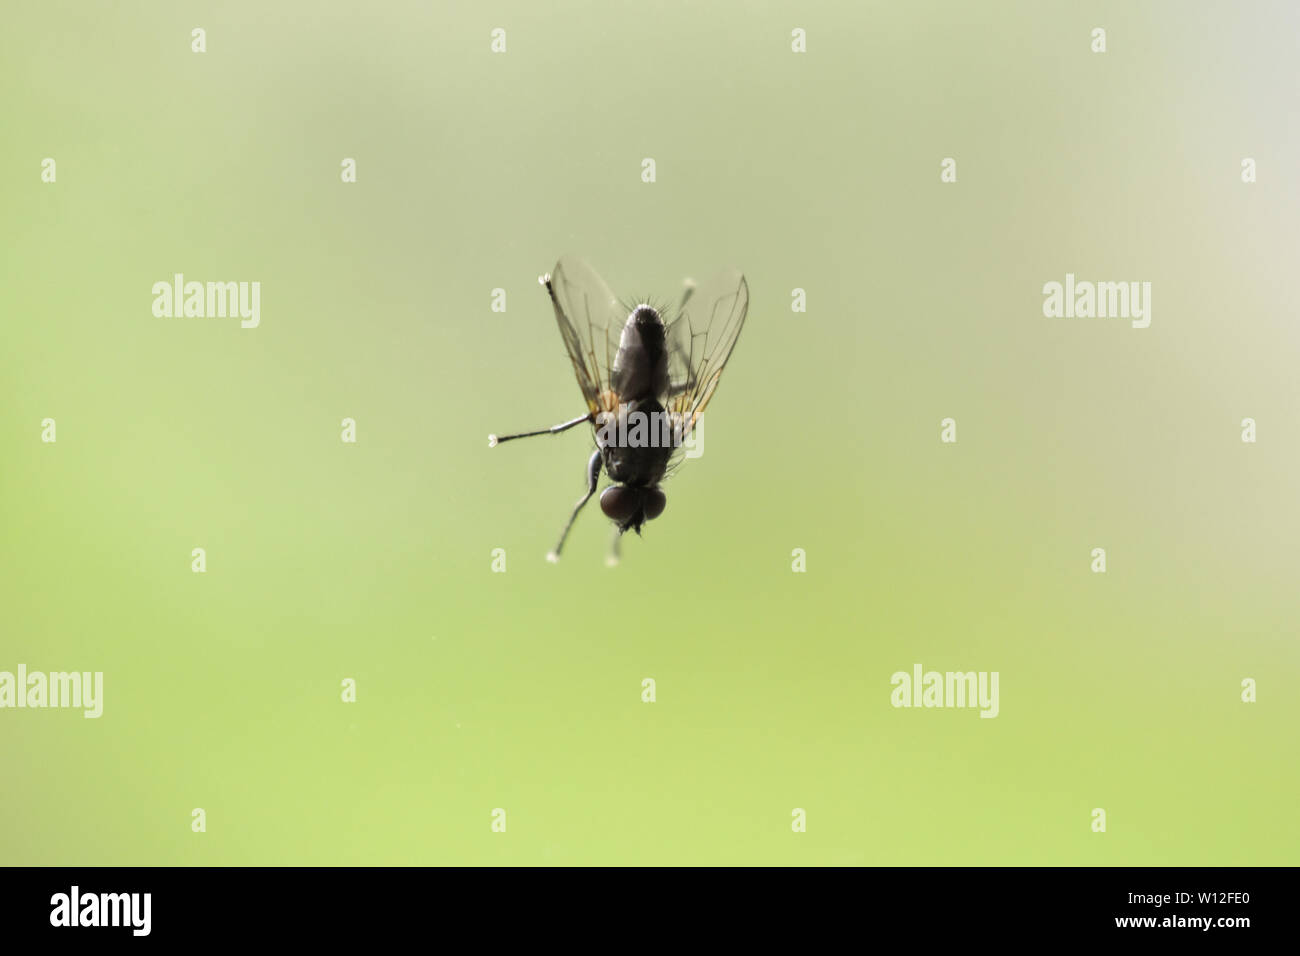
[489,256,748,564]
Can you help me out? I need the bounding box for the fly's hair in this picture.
[617,294,676,322]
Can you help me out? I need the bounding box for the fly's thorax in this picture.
[598,397,674,484]
[610,306,669,400]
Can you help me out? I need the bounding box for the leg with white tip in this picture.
[489,413,589,447]
[547,450,602,562]
[678,277,696,310]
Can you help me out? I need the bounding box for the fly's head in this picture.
[599,484,667,536]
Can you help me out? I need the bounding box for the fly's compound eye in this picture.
[642,488,666,520]
[600,486,640,523]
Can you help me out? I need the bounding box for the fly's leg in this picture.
[489,413,589,447]
[678,277,696,311]
[667,278,699,399]
[605,526,623,567]
[540,272,563,314]
[665,277,700,398]
[547,449,602,563]
[666,376,695,399]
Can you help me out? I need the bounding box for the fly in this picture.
[489,255,748,564]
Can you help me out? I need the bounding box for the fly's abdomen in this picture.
[610,307,669,401]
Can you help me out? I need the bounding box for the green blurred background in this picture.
[2,1,1297,865]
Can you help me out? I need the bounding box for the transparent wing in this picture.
[545,255,625,418]
[666,268,748,439]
